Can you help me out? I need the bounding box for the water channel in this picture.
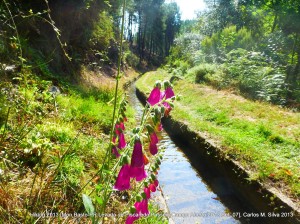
[127,85,294,224]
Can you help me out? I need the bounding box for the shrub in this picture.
[167,33,203,65]
[201,26,255,63]
[191,50,206,65]
[61,155,85,187]
[256,72,287,104]
[235,27,255,50]
[203,69,226,89]
[187,64,217,83]
[165,59,190,77]
[223,49,288,103]
[124,50,139,67]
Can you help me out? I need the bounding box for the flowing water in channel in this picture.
[128,86,250,224]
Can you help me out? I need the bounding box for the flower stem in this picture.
[99,0,127,221]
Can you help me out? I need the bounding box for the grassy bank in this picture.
[136,69,300,205]
[0,68,121,222]
[0,68,168,223]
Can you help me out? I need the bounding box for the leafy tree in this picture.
[168,0,300,105]
[278,1,300,100]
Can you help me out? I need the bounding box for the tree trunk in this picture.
[127,13,133,46]
[148,32,153,60]
[271,11,278,33]
[141,18,148,60]
[291,34,298,64]
[286,34,300,101]
[138,10,142,62]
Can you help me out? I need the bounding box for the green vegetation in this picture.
[1,0,177,222]
[1,0,300,222]
[0,71,111,221]
[167,0,300,107]
[136,70,300,200]
[162,3,300,206]
[160,1,300,204]
[0,0,181,75]
[125,0,181,65]
[0,65,168,223]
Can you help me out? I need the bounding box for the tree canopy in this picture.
[168,0,300,105]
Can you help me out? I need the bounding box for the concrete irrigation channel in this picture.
[127,84,300,224]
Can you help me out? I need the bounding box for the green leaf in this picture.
[95,184,103,190]
[82,194,95,216]
[96,196,104,206]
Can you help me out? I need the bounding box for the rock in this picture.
[49,85,60,95]
[1,64,21,77]
[170,75,182,83]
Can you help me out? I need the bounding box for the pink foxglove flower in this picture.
[149,183,156,192]
[131,140,144,167]
[114,164,131,191]
[118,132,126,149]
[115,125,121,135]
[115,121,125,131]
[119,122,125,130]
[112,136,120,158]
[147,87,161,106]
[112,146,120,158]
[149,142,158,155]
[126,199,149,224]
[135,199,149,215]
[112,135,117,144]
[149,131,159,155]
[125,215,139,224]
[144,187,151,199]
[165,86,175,99]
[162,102,172,116]
[114,121,126,149]
[130,165,147,181]
[150,132,158,144]
[154,179,159,187]
[130,139,147,181]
